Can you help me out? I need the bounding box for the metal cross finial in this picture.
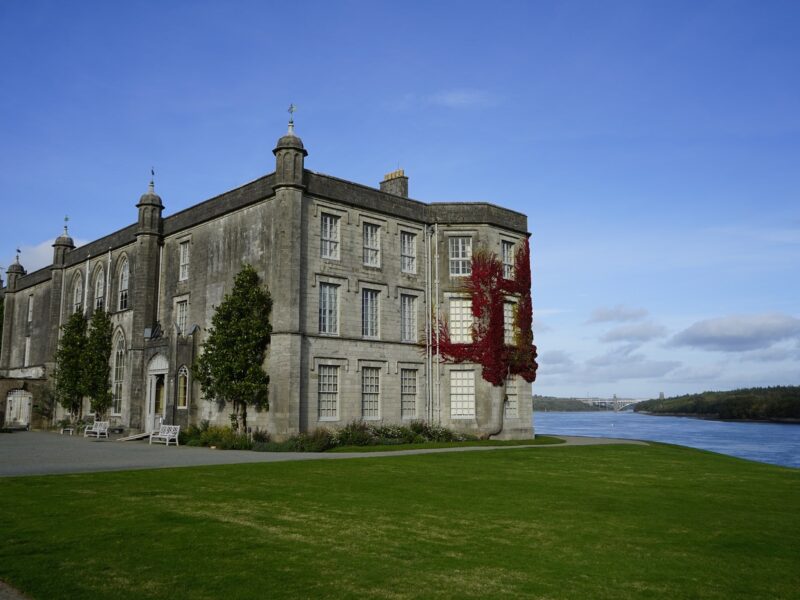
[288,103,296,123]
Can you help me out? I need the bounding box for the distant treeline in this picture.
[635,386,800,421]
[533,396,605,412]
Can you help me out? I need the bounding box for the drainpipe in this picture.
[433,222,440,424]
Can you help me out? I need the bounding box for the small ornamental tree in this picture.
[84,308,114,418]
[53,311,88,421]
[432,239,538,437]
[193,264,272,432]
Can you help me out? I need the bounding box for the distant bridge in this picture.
[576,397,642,411]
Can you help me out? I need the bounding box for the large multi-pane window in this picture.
[73,276,83,314]
[95,269,105,310]
[177,366,189,409]
[27,295,34,322]
[502,240,515,279]
[319,283,338,334]
[179,241,190,281]
[320,213,340,259]
[112,336,125,414]
[401,369,417,419]
[505,375,519,418]
[118,259,129,311]
[449,298,472,343]
[450,370,476,418]
[362,289,379,338]
[318,365,339,419]
[176,301,188,334]
[504,301,516,345]
[400,294,417,342]
[400,231,416,273]
[362,367,380,419]
[449,236,472,276]
[363,223,380,267]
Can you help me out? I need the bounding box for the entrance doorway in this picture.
[145,354,169,433]
[5,390,32,429]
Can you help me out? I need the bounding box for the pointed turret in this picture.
[273,113,307,190]
[136,174,164,236]
[6,252,25,291]
[52,223,75,266]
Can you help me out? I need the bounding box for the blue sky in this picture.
[1,0,798,398]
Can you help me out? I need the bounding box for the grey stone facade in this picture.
[0,124,534,439]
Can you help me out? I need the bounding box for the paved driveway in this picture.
[0,431,646,477]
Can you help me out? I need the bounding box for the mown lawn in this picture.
[1,443,798,599]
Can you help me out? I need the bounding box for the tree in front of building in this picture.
[194,264,272,432]
[53,311,88,421]
[84,309,114,417]
[432,239,538,437]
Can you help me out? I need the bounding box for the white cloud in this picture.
[600,321,667,343]
[3,237,89,275]
[588,305,648,323]
[538,349,575,375]
[670,313,800,352]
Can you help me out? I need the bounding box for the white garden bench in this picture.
[149,424,180,446]
[83,421,110,439]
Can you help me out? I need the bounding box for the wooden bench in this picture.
[149,424,180,446]
[83,421,110,439]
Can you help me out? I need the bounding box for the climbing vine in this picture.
[432,239,538,386]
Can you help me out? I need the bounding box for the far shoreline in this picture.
[634,410,800,425]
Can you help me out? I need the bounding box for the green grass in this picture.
[1,443,798,599]
[330,435,564,452]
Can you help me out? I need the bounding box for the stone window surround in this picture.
[449,368,476,419]
[320,212,341,260]
[177,365,190,410]
[178,237,191,282]
[357,280,388,340]
[173,294,190,336]
[311,356,350,422]
[111,332,126,416]
[362,221,381,268]
[318,281,339,335]
[400,230,417,274]
[446,231,476,277]
[400,293,417,343]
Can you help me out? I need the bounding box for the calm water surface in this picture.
[534,410,800,469]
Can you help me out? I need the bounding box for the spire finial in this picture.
[287,103,297,135]
[149,167,155,192]
[15,248,21,263]
[63,215,69,235]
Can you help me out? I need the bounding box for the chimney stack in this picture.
[380,169,408,198]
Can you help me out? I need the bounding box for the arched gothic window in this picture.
[73,275,83,314]
[118,258,129,311]
[112,335,125,414]
[95,268,105,310]
[177,366,189,409]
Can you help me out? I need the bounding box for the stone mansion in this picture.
[0,122,534,439]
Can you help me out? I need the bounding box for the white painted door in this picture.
[145,374,166,433]
[5,390,32,428]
